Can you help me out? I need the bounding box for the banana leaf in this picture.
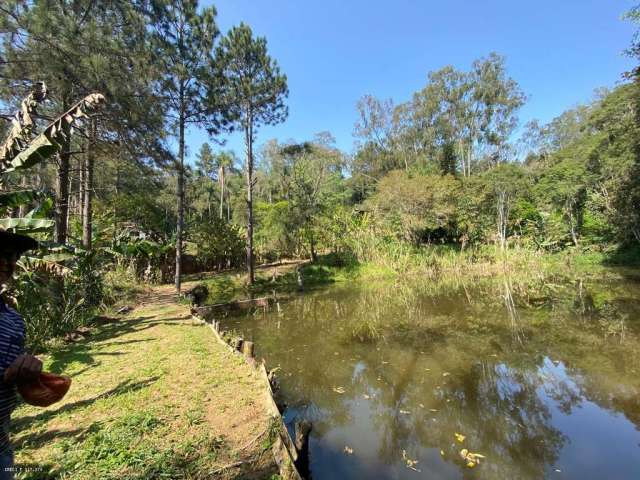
[5,135,58,172]
[1,93,105,174]
[0,217,54,233]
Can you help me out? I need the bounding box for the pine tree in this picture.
[213,23,288,284]
[148,0,230,292]
[0,0,166,246]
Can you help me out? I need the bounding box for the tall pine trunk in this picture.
[175,91,186,293]
[54,150,70,244]
[245,112,255,285]
[54,99,72,244]
[82,117,96,250]
[219,165,225,220]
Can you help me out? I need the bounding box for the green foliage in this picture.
[254,200,296,261]
[188,213,244,270]
[365,171,460,243]
[9,251,105,352]
[212,23,289,129]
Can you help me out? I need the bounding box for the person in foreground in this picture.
[0,230,43,479]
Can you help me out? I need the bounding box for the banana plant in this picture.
[0,189,54,234]
[1,84,105,241]
[1,90,106,174]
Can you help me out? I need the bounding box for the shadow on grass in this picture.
[250,253,361,296]
[47,315,191,374]
[13,376,159,433]
[601,244,640,267]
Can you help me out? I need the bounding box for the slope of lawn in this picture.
[11,290,279,480]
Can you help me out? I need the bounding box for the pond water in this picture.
[221,272,640,479]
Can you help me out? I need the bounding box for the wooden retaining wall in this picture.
[191,302,305,480]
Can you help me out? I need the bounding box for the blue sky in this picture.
[189,0,637,163]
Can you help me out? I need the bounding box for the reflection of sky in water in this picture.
[537,359,640,479]
[224,279,640,479]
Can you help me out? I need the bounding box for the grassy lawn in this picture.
[12,290,279,480]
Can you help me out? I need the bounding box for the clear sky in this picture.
[188,0,637,163]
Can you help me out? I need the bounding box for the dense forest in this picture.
[1,0,640,350]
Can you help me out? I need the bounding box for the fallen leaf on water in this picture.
[402,450,421,472]
[332,386,345,394]
[419,404,425,408]
[442,372,450,377]
[459,448,486,468]
[455,433,466,443]
[344,446,353,455]
[440,450,445,456]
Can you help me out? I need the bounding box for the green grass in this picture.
[13,298,277,479]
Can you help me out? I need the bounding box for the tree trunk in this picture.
[497,191,508,252]
[245,113,255,285]
[567,201,579,247]
[309,231,317,262]
[54,99,71,244]
[175,90,186,293]
[82,117,96,250]
[17,176,28,217]
[113,161,120,246]
[54,150,70,244]
[78,153,84,218]
[219,165,225,220]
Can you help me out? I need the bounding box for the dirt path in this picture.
[12,288,278,479]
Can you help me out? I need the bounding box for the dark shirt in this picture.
[0,300,25,453]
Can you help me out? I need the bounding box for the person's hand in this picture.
[4,354,43,385]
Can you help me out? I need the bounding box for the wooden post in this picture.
[294,420,312,479]
[296,266,304,291]
[243,341,255,359]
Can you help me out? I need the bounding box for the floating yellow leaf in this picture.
[455,432,466,443]
[402,450,421,472]
[332,386,345,394]
[440,450,445,456]
[460,448,486,468]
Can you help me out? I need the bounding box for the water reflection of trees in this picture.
[224,276,640,478]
